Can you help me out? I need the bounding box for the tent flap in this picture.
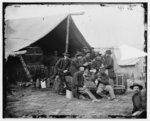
[5,14,68,58]
[5,15,91,58]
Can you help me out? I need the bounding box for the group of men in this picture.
[53,46,147,118]
[54,47,117,102]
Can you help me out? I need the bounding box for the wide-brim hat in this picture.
[130,83,143,90]
[75,52,83,57]
[105,50,112,54]
[63,52,70,56]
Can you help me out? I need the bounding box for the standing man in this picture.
[55,52,72,94]
[130,83,146,118]
[103,50,116,88]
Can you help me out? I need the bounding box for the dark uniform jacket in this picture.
[90,51,96,60]
[104,55,116,79]
[55,58,71,75]
[132,91,146,113]
[82,57,92,70]
[82,56,91,64]
[91,59,102,70]
[54,58,72,92]
[70,58,83,76]
[92,72,109,86]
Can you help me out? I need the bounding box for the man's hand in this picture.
[83,62,89,66]
[132,111,142,116]
[95,79,99,85]
[83,85,87,89]
[105,69,109,75]
[63,70,68,73]
[55,75,59,80]
[90,69,96,73]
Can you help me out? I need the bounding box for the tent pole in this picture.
[65,12,84,53]
[65,15,70,53]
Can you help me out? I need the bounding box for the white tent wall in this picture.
[112,48,145,79]
[96,47,145,79]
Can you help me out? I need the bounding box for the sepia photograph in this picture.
[3,2,148,119]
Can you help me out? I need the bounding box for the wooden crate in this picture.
[114,73,127,94]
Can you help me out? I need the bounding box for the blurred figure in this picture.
[82,46,90,56]
[90,47,96,60]
[91,52,103,72]
[82,51,92,66]
[48,51,59,79]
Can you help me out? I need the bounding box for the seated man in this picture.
[54,52,72,94]
[72,65,100,102]
[130,83,146,118]
[95,68,117,101]
[70,52,83,76]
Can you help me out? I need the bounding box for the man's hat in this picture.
[105,50,112,54]
[130,83,143,90]
[63,52,70,56]
[75,52,83,57]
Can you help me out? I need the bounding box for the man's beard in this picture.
[134,90,139,94]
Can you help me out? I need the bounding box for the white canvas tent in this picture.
[119,45,147,61]
[112,47,146,79]
[5,14,67,58]
[5,14,91,58]
[5,5,147,78]
[5,4,145,51]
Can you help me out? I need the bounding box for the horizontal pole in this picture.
[69,12,85,16]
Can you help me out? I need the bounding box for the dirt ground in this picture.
[5,87,133,118]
